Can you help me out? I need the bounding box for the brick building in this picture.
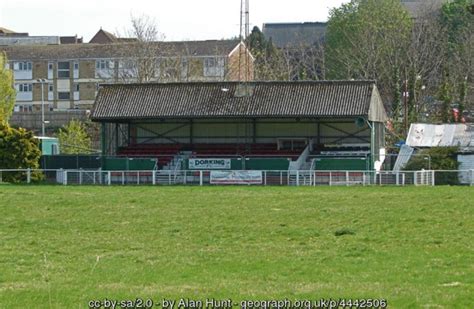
[1,30,254,113]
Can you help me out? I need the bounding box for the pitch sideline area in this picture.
[0,186,473,307]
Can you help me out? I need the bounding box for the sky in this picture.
[0,0,349,42]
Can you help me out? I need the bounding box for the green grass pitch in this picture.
[0,186,473,308]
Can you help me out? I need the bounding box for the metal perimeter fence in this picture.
[0,169,473,186]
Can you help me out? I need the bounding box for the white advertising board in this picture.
[210,171,262,185]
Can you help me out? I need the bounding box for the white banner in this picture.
[210,171,262,185]
[189,158,231,170]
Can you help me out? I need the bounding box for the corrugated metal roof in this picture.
[407,123,474,149]
[1,40,240,60]
[91,81,384,121]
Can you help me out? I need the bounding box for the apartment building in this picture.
[1,31,254,113]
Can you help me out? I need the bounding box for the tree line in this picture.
[247,0,473,141]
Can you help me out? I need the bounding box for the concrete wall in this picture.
[10,110,90,131]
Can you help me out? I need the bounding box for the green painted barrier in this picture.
[313,157,369,171]
[40,155,101,169]
[245,158,290,170]
[103,157,157,170]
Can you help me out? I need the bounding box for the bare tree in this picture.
[404,8,449,120]
[116,14,165,83]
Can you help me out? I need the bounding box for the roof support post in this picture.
[115,123,119,155]
[101,122,107,156]
[190,119,193,144]
[316,122,321,147]
[370,121,375,171]
[101,123,107,171]
[252,119,256,144]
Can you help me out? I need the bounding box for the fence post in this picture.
[329,171,332,186]
[362,172,366,186]
[296,171,300,186]
[431,170,435,186]
[63,170,67,186]
[345,171,349,186]
[137,171,140,185]
[396,172,399,186]
[471,170,474,187]
[122,171,125,185]
[199,171,203,186]
[264,171,267,186]
[79,169,83,185]
[168,170,171,185]
[280,171,283,185]
[107,171,111,186]
[152,170,156,185]
[27,168,31,184]
[0,170,2,183]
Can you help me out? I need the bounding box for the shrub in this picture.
[404,147,460,185]
[0,123,42,182]
[58,120,92,154]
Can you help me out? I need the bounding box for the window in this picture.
[16,105,33,112]
[15,62,32,71]
[57,61,70,78]
[73,84,80,100]
[181,59,188,79]
[204,58,216,67]
[95,60,114,79]
[118,59,137,79]
[15,84,33,101]
[96,59,113,70]
[51,144,59,155]
[48,84,54,101]
[48,62,54,79]
[73,61,79,78]
[58,92,70,100]
[203,57,225,77]
[18,83,33,92]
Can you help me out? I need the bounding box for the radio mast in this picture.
[238,0,250,82]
